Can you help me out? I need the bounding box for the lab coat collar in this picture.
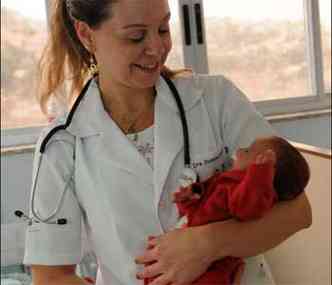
[66,75,204,221]
[155,75,203,114]
[67,75,204,138]
[66,79,107,137]
[67,79,154,185]
[153,75,203,213]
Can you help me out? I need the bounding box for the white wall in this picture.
[1,152,32,266]
[1,151,33,225]
[265,151,331,285]
[271,114,331,149]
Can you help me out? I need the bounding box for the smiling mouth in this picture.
[134,63,159,73]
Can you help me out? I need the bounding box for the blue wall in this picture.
[270,114,331,149]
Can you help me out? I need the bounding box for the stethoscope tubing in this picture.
[29,77,93,224]
[29,74,192,224]
[30,154,75,223]
[161,75,191,167]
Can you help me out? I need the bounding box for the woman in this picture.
[24,1,312,285]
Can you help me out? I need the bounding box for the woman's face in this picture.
[91,0,172,89]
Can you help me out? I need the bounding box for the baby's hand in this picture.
[255,149,276,165]
[172,186,201,203]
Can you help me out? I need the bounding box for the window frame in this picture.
[1,0,331,148]
[185,0,331,114]
[257,0,331,115]
[1,126,44,148]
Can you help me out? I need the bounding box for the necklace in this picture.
[96,78,156,136]
[106,91,156,136]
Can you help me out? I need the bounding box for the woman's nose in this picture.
[144,35,165,56]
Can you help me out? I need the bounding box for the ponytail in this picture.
[38,1,89,115]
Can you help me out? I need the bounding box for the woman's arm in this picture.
[203,192,312,261]
[135,193,311,284]
[31,265,90,285]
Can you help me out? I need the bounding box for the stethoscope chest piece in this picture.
[178,167,198,188]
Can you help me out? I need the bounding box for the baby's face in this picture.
[232,138,274,170]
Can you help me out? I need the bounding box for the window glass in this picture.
[166,0,185,69]
[1,1,185,130]
[1,0,48,129]
[203,0,310,101]
[320,0,331,93]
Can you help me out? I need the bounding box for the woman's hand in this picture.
[172,186,201,203]
[135,226,215,285]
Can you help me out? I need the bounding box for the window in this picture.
[1,0,330,147]
[1,0,48,130]
[203,0,310,101]
[166,0,185,69]
[319,0,331,92]
[1,1,185,132]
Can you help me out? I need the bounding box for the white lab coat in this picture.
[24,74,277,285]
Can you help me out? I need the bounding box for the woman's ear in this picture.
[74,20,95,53]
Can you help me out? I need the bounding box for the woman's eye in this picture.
[159,23,170,35]
[130,36,145,43]
[129,32,145,43]
[130,37,144,43]
[129,27,169,43]
[159,28,170,34]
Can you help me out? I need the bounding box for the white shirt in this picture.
[24,74,276,285]
[127,126,155,169]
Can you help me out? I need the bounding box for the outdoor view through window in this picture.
[1,1,331,130]
[203,0,331,101]
[1,1,48,129]
[320,0,332,93]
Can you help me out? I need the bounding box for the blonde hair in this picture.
[38,0,191,115]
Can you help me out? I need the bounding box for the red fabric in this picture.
[182,163,277,226]
[144,163,277,285]
[83,277,95,284]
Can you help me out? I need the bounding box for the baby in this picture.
[144,136,310,285]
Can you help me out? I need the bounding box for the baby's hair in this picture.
[269,136,310,201]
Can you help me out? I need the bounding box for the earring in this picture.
[88,55,98,77]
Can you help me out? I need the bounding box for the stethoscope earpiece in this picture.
[56,218,68,225]
[14,210,67,225]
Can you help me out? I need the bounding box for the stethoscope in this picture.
[15,74,200,226]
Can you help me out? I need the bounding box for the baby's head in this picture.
[233,136,310,200]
